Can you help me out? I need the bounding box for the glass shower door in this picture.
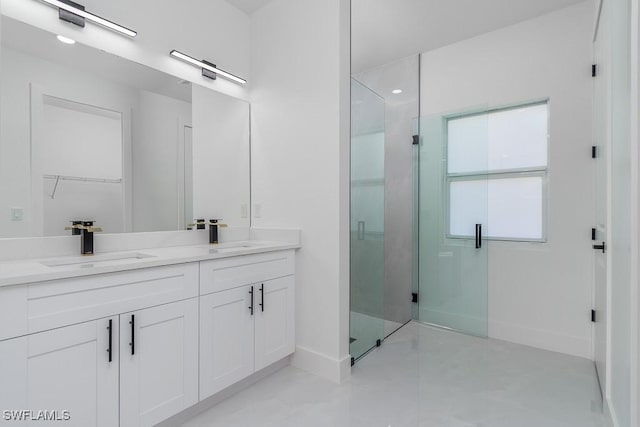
[350,79,385,360]
[416,111,489,337]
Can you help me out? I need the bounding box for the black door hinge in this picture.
[412,292,418,303]
[412,135,419,145]
[351,357,355,366]
[592,64,598,77]
[376,339,382,347]
[592,228,597,241]
[591,309,597,323]
[592,146,598,158]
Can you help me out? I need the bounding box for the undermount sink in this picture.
[41,252,155,268]
[208,242,262,254]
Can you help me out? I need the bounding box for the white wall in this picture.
[0,46,139,237]
[602,0,636,425]
[420,2,595,358]
[192,85,250,228]
[133,90,192,232]
[250,0,351,382]
[1,0,250,100]
[1,45,198,237]
[40,98,124,236]
[633,1,640,423]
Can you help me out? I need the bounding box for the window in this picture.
[446,102,548,241]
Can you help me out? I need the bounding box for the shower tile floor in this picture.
[181,322,610,427]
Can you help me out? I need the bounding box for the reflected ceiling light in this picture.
[392,89,403,94]
[170,50,247,85]
[38,0,137,38]
[56,34,76,44]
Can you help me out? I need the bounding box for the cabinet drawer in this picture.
[0,263,198,341]
[200,250,294,295]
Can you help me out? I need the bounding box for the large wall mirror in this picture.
[0,16,250,238]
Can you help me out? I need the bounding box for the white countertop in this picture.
[0,240,299,287]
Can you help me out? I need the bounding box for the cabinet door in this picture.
[0,318,119,427]
[255,276,295,371]
[119,299,198,427]
[199,285,255,399]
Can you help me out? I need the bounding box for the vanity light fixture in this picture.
[56,34,76,44]
[38,0,137,38]
[392,89,403,94]
[170,50,247,85]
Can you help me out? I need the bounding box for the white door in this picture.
[593,0,611,397]
[255,276,295,371]
[199,285,255,399]
[119,299,198,427]
[0,318,119,427]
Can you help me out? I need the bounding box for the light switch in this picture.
[241,204,248,219]
[11,207,23,222]
[254,203,262,219]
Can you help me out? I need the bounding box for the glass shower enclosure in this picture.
[415,111,489,337]
[350,79,386,361]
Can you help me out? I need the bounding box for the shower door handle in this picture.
[475,224,482,249]
[357,221,365,240]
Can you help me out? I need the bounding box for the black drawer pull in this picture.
[129,315,135,355]
[249,286,254,315]
[260,284,264,312]
[107,319,113,363]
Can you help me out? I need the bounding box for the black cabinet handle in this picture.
[475,224,482,249]
[593,242,606,254]
[259,284,264,312]
[129,314,135,355]
[107,319,113,363]
[248,286,254,315]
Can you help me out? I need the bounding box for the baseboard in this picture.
[489,319,591,359]
[157,357,291,427]
[418,308,485,336]
[291,345,351,383]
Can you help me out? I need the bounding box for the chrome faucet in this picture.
[65,221,102,255]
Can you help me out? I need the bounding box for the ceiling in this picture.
[224,0,273,15]
[352,0,590,73]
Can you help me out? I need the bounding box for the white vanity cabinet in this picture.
[0,263,199,427]
[119,299,199,427]
[199,250,295,399]
[0,247,297,426]
[0,318,120,427]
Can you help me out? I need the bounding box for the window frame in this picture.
[444,100,550,243]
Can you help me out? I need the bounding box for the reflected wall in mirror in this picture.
[0,16,250,238]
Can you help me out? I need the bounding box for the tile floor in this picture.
[182,322,610,427]
[350,311,404,359]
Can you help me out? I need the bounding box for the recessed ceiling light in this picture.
[56,35,76,45]
[392,89,403,94]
